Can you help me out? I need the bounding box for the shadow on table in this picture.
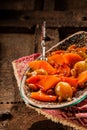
[28,120,71,130]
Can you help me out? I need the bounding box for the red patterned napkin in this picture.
[12,54,87,130]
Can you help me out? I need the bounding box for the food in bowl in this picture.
[25,44,87,103]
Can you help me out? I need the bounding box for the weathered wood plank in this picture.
[46,28,60,50]
[0,30,60,111]
[66,0,87,10]
[3,104,66,130]
[0,34,35,113]
[0,0,87,11]
[0,103,71,130]
[54,0,67,11]
[0,32,70,130]
[34,0,44,10]
[0,0,35,10]
[22,0,35,11]
[0,34,35,58]
[43,0,55,11]
[0,10,87,29]
[0,103,69,130]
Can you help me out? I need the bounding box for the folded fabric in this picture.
[12,54,87,130]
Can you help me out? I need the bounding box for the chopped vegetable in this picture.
[57,64,71,76]
[27,84,38,91]
[71,60,87,77]
[37,75,60,91]
[61,76,78,88]
[78,70,87,87]
[30,90,57,102]
[26,75,60,91]
[48,54,64,65]
[29,60,57,74]
[63,53,83,67]
[25,45,87,103]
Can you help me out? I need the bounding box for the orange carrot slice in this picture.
[51,50,65,55]
[26,75,60,91]
[30,90,57,102]
[26,75,42,84]
[78,70,87,87]
[37,75,60,91]
[48,54,64,65]
[57,63,71,76]
[63,53,83,67]
[61,76,78,88]
[29,60,57,75]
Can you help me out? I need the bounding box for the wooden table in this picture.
[0,32,73,130]
[0,0,87,129]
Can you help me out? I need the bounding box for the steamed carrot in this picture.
[63,53,83,67]
[51,50,65,55]
[61,76,78,88]
[48,54,65,65]
[29,60,57,75]
[37,75,60,91]
[26,75,60,91]
[78,70,87,87]
[30,90,57,102]
[26,75,42,84]
[57,63,71,76]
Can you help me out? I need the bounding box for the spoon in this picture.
[40,21,47,60]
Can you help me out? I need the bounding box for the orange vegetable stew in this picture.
[25,45,87,102]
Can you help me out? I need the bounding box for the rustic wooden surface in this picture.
[0,32,72,130]
[0,0,87,130]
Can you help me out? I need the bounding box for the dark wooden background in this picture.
[0,0,87,130]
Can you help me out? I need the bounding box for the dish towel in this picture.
[12,53,87,130]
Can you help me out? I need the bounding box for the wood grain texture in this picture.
[0,10,87,29]
[6,104,69,130]
[0,0,87,11]
[0,0,35,10]
[0,34,35,105]
[43,0,55,11]
[0,32,71,130]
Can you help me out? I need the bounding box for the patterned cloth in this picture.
[12,54,87,130]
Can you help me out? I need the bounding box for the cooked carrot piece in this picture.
[26,75,60,91]
[29,60,57,75]
[61,76,78,88]
[76,47,87,59]
[78,70,87,87]
[26,75,42,84]
[30,90,57,102]
[57,64,71,76]
[76,46,87,52]
[37,75,60,91]
[67,44,77,51]
[63,53,83,67]
[48,54,65,65]
[51,50,65,55]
